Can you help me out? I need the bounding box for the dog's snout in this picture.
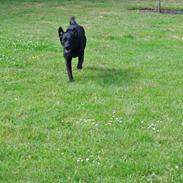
[65,46,69,50]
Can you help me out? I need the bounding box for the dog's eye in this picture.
[63,38,67,42]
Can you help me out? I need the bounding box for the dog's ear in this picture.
[58,27,64,39]
[73,28,78,38]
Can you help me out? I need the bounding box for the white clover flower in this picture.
[148,123,159,132]
[175,165,179,169]
[86,158,89,162]
[148,123,155,129]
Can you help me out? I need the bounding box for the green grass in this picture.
[1,0,183,182]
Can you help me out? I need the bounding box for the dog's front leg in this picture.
[65,58,74,81]
[77,54,84,69]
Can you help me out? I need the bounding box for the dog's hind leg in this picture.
[65,58,74,81]
[77,54,84,69]
[77,33,86,69]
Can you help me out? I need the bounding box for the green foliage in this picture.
[0,0,183,182]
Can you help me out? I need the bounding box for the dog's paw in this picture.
[69,79,74,82]
[77,65,83,69]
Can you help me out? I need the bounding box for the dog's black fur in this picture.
[58,17,86,81]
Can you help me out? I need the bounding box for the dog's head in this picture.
[58,27,78,54]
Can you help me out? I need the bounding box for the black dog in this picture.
[58,17,86,81]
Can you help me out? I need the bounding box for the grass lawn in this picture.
[0,0,183,182]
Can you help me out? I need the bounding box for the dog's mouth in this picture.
[65,48,71,53]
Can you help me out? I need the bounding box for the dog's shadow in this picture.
[80,65,140,86]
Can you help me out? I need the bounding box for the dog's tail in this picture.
[70,16,77,25]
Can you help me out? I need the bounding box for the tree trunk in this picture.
[157,0,161,13]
